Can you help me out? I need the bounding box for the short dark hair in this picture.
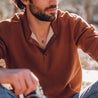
[11,0,26,9]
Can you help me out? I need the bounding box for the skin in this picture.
[25,0,58,48]
[0,0,59,96]
[0,68,39,95]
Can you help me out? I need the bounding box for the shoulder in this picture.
[55,10,89,30]
[0,12,24,31]
[57,9,83,23]
[0,12,24,38]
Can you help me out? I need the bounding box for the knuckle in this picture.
[24,92,29,95]
[22,69,31,75]
[24,90,31,95]
[16,87,22,91]
[27,86,35,93]
[19,89,26,94]
[31,85,35,89]
[25,69,31,73]
[9,75,18,84]
[11,74,18,79]
[15,91,22,95]
[30,85,37,91]
[24,85,37,95]
[15,88,22,95]
[18,71,23,75]
[22,87,27,92]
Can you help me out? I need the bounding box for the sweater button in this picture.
[30,39,33,42]
[44,53,47,56]
[53,35,56,38]
[47,44,50,47]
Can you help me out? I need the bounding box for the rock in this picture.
[78,49,98,70]
[82,69,98,90]
[0,0,15,20]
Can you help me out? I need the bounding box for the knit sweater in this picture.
[0,10,98,98]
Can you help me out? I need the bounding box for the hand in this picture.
[0,68,39,95]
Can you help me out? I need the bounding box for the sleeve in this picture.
[0,38,7,60]
[73,16,98,62]
[0,23,7,60]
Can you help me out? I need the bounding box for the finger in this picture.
[18,73,27,95]
[30,72,39,88]
[24,72,37,95]
[10,75,22,95]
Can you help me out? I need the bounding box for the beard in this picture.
[29,3,57,22]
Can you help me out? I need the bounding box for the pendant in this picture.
[42,40,45,44]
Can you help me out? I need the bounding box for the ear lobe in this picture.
[20,0,29,5]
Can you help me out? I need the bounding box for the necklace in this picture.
[42,40,45,44]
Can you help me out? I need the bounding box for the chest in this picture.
[6,30,77,73]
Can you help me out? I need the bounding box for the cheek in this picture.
[35,0,49,8]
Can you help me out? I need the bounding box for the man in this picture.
[0,0,98,98]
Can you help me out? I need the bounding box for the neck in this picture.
[26,9,51,36]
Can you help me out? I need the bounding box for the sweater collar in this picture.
[20,11,59,41]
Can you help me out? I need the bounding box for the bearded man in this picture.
[0,0,98,98]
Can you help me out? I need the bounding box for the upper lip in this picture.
[45,5,57,11]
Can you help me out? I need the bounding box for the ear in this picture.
[20,0,30,6]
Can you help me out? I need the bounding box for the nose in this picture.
[49,0,59,5]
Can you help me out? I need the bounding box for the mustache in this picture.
[45,5,57,11]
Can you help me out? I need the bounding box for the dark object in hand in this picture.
[24,91,40,98]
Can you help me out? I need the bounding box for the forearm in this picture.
[0,67,7,84]
[0,68,39,95]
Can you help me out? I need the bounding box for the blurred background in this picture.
[0,0,98,90]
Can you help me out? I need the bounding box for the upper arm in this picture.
[73,16,98,61]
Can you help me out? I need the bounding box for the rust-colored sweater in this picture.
[0,10,98,98]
